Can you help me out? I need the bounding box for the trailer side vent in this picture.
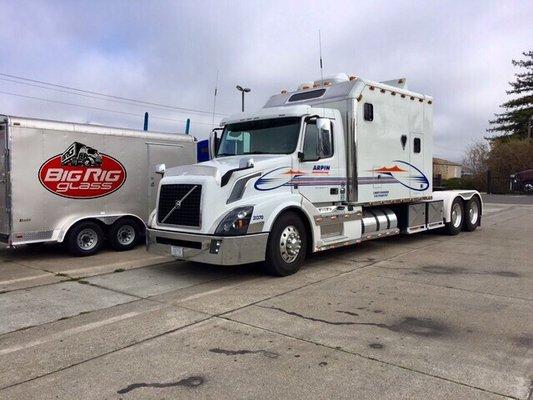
[364,103,374,121]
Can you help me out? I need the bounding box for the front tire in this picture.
[67,221,104,256]
[444,198,463,235]
[463,197,480,231]
[263,212,307,277]
[109,218,141,251]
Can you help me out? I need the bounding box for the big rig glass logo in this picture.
[38,142,126,199]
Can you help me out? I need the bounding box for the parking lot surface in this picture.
[0,197,532,399]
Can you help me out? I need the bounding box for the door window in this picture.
[303,122,333,160]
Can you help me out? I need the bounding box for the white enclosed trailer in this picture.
[0,115,196,255]
[146,74,482,275]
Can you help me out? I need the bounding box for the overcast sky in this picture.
[0,0,531,161]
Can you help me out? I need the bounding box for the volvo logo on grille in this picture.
[161,185,198,223]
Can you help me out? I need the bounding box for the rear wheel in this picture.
[109,218,141,251]
[444,198,463,235]
[463,197,480,231]
[67,221,104,256]
[263,212,307,277]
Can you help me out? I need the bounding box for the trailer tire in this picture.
[109,218,141,251]
[463,197,480,232]
[67,221,104,256]
[263,211,307,277]
[444,198,463,236]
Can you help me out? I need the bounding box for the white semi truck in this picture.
[147,74,482,276]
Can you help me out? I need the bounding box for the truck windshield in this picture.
[217,117,301,157]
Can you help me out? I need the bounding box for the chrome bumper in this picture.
[146,228,268,266]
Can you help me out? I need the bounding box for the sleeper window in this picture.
[364,103,373,121]
[414,138,421,153]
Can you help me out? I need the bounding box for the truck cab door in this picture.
[296,118,342,204]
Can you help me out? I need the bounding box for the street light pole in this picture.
[236,85,251,112]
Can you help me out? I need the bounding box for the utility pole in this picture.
[236,85,251,112]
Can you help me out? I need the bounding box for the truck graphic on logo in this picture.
[61,142,102,167]
[39,143,126,199]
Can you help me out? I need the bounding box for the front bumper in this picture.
[146,228,268,266]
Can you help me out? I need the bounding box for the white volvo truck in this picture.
[147,74,482,276]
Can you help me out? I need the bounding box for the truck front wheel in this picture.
[67,221,104,256]
[263,212,307,277]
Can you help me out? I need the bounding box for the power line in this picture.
[0,76,222,117]
[0,89,215,126]
[0,72,228,117]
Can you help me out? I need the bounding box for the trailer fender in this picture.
[57,213,146,243]
[432,190,483,223]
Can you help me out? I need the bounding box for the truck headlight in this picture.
[215,206,254,236]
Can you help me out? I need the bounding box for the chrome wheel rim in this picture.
[117,225,135,246]
[77,228,98,251]
[279,225,301,263]
[468,201,479,225]
[451,202,463,228]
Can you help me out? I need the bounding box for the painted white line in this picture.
[176,282,249,303]
[0,310,148,355]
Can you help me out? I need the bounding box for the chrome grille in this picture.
[157,184,202,227]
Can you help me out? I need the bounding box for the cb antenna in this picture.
[319,29,324,85]
[211,69,219,128]
[319,29,325,107]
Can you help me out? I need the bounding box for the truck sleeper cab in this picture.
[147,73,482,276]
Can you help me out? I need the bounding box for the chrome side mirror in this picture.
[155,163,166,175]
[316,118,331,132]
[209,129,222,159]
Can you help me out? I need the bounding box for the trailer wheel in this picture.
[67,221,104,256]
[463,197,480,231]
[263,212,307,277]
[109,218,141,251]
[444,198,463,236]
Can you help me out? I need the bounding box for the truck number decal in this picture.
[38,142,127,199]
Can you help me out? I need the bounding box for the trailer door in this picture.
[0,122,10,238]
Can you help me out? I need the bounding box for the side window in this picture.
[413,137,421,153]
[303,123,319,160]
[364,103,373,121]
[303,122,333,160]
[319,128,333,158]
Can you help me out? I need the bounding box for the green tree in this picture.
[487,51,533,139]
